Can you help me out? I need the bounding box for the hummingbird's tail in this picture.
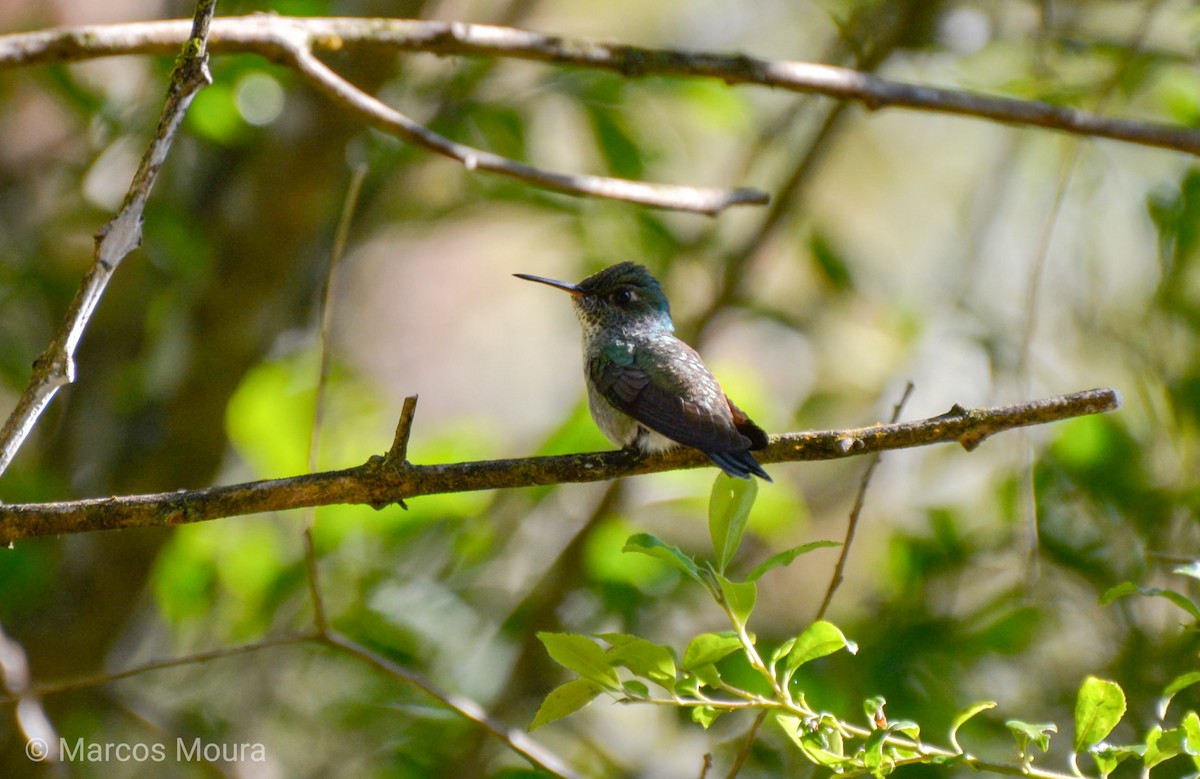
[707,449,772,482]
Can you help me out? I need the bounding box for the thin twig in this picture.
[816,382,914,621]
[0,633,316,704]
[0,628,578,777]
[725,710,768,779]
[0,388,1121,543]
[1016,0,1166,593]
[387,395,420,465]
[320,630,579,779]
[0,1,217,479]
[309,164,368,477]
[301,165,368,636]
[277,38,763,215]
[1,16,1197,156]
[0,619,61,762]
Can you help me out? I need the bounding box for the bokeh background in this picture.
[1,0,1199,776]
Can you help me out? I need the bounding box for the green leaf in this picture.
[715,574,757,627]
[1074,676,1126,753]
[767,637,796,669]
[862,726,889,774]
[691,706,724,729]
[1144,725,1187,769]
[708,473,758,573]
[784,621,856,673]
[597,633,677,685]
[623,533,703,584]
[746,540,841,582]
[682,632,743,671]
[1182,710,1200,753]
[799,724,850,768]
[530,678,604,730]
[949,701,997,753]
[1100,581,1200,621]
[775,714,805,749]
[674,674,702,698]
[690,663,723,688]
[1088,743,1141,777]
[1006,720,1057,754]
[1161,671,1200,719]
[621,680,649,698]
[537,632,619,688]
[863,695,887,727]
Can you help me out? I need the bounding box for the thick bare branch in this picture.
[0,1,217,478]
[0,388,1120,544]
[1,16,1198,156]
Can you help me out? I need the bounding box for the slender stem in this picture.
[725,710,768,779]
[816,382,914,620]
[320,630,579,778]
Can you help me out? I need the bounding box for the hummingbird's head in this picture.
[515,262,673,334]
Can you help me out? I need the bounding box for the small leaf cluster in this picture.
[531,475,1200,779]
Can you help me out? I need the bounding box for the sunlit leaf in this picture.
[1144,725,1187,769]
[621,680,649,698]
[530,678,605,730]
[746,540,841,582]
[863,726,889,773]
[623,533,703,584]
[598,633,677,685]
[1006,720,1056,754]
[691,705,724,729]
[708,473,757,573]
[1088,742,1141,777]
[1099,582,1200,621]
[681,632,743,671]
[863,695,887,727]
[784,621,856,673]
[1074,677,1126,753]
[537,632,619,688]
[949,701,997,753]
[1160,672,1200,719]
[714,574,756,627]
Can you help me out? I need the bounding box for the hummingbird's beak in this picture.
[513,273,584,296]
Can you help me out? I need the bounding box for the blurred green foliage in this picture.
[2,1,1200,777]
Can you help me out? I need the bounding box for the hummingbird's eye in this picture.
[611,288,636,306]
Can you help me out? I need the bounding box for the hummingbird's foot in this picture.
[617,443,645,464]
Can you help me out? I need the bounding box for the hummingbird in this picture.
[515,262,771,481]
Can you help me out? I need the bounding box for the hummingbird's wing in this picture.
[588,338,756,454]
[726,397,769,450]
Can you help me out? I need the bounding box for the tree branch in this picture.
[1,16,1198,156]
[0,1,217,478]
[0,16,768,216]
[0,629,578,778]
[0,388,1120,544]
